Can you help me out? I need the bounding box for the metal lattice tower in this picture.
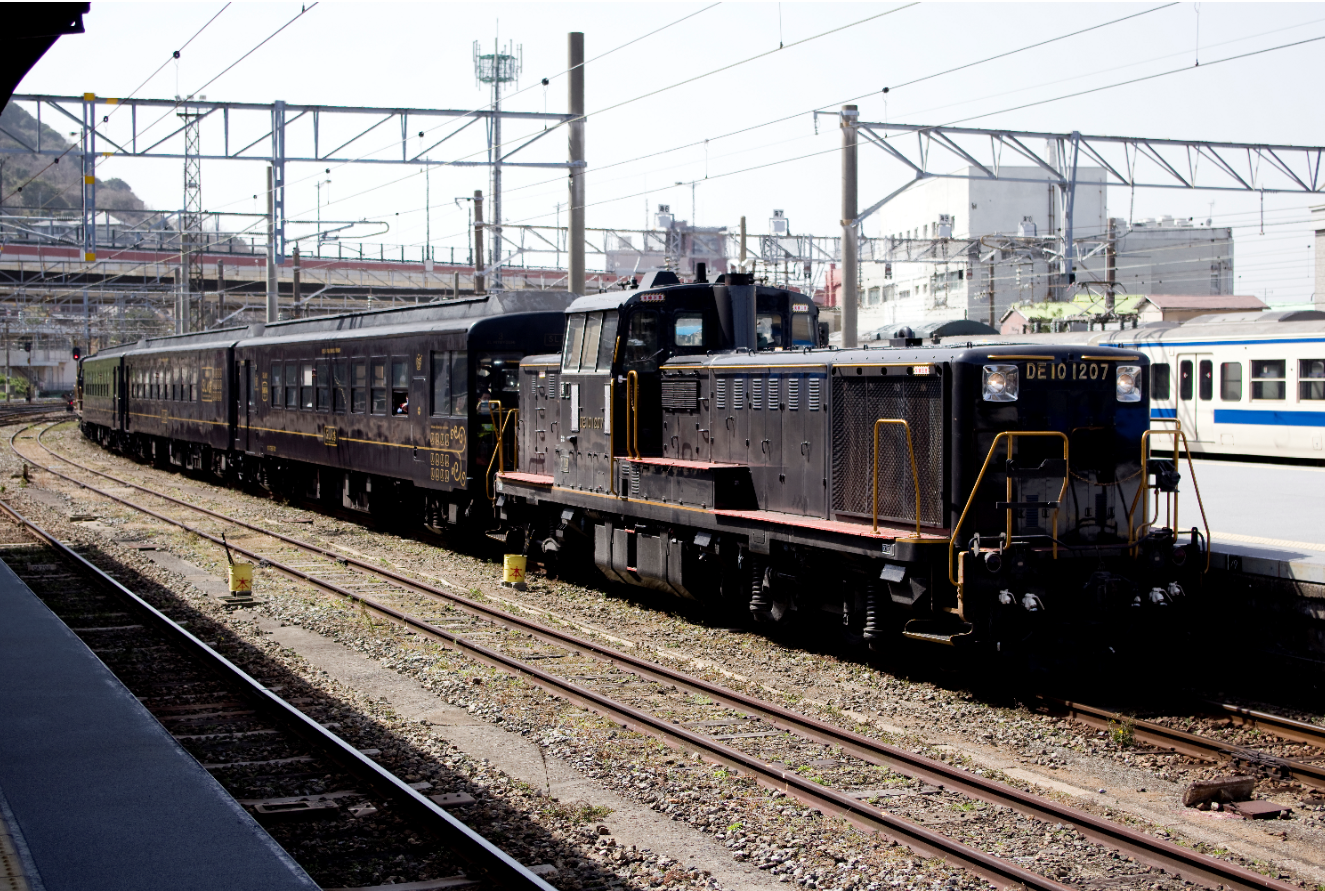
[178,101,205,332]
[475,40,521,290]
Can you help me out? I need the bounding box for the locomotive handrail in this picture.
[947,431,1070,590]
[625,370,641,460]
[483,400,518,503]
[872,418,921,539]
[1128,427,1211,572]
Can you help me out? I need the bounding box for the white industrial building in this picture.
[856,166,1234,332]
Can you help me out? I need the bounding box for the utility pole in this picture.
[266,166,278,322]
[568,31,586,296]
[473,190,486,295]
[424,161,432,272]
[292,245,302,319]
[216,259,226,325]
[4,313,9,403]
[739,216,747,272]
[840,105,859,348]
[987,255,996,328]
[475,39,521,291]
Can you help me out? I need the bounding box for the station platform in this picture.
[1178,459,1325,583]
[0,558,317,891]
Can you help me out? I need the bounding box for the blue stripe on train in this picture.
[1213,409,1325,427]
[1150,408,1177,419]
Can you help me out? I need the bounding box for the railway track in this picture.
[0,468,554,890]
[1040,697,1325,791]
[15,419,1309,891]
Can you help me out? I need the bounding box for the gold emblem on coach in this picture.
[322,426,338,446]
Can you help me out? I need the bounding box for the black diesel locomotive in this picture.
[496,272,1206,648]
[79,291,576,527]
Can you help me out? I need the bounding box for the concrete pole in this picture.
[739,216,747,272]
[840,105,859,348]
[491,63,503,291]
[4,314,9,403]
[266,166,278,322]
[292,245,302,319]
[568,31,586,296]
[452,271,460,300]
[473,190,486,295]
[217,259,226,325]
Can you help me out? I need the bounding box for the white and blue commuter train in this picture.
[1094,310,1325,462]
[951,310,1325,463]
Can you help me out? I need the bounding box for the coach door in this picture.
[238,359,253,452]
[1176,353,1214,442]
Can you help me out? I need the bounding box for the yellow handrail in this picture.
[947,431,1070,587]
[1127,426,1211,571]
[872,418,921,539]
[625,370,641,459]
[483,400,518,502]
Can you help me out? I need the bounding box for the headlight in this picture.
[983,364,1018,402]
[1116,365,1142,402]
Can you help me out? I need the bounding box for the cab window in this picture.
[623,310,661,372]
[580,314,603,372]
[596,313,619,371]
[791,311,815,347]
[562,314,586,371]
[756,313,783,350]
[673,312,707,354]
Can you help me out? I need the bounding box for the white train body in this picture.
[1094,311,1325,461]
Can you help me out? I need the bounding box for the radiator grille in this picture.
[733,377,746,409]
[715,377,727,410]
[751,377,764,410]
[808,377,822,411]
[787,377,800,410]
[831,376,944,527]
[547,372,559,399]
[661,378,700,412]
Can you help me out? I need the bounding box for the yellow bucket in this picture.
[501,554,527,589]
[228,562,254,595]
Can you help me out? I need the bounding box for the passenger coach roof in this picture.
[89,290,577,359]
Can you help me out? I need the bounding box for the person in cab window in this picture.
[396,395,409,415]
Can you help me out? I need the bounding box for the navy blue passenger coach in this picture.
[80,292,574,526]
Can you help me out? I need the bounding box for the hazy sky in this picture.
[14,2,1325,304]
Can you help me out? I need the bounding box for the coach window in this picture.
[1251,360,1286,400]
[391,359,409,415]
[622,310,660,372]
[332,359,348,412]
[431,352,450,416]
[596,313,618,371]
[562,314,586,371]
[370,360,388,414]
[300,362,314,410]
[316,359,330,411]
[451,351,469,415]
[1301,359,1325,400]
[1178,360,1193,401]
[1151,363,1171,400]
[1198,360,1213,401]
[351,360,367,413]
[1220,363,1242,401]
[285,362,299,408]
[270,364,283,408]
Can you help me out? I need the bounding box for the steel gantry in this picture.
[826,113,1325,343]
[4,92,577,270]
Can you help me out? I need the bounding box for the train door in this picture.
[237,359,252,452]
[780,372,810,515]
[1176,353,1215,442]
[762,373,785,510]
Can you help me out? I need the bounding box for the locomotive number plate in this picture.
[1024,361,1109,382]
